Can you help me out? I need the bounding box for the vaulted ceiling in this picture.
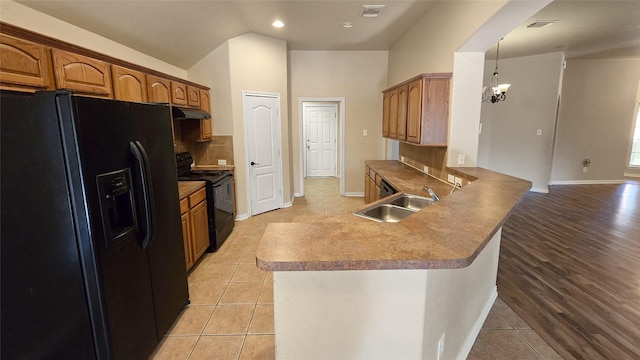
[14,0,640,69]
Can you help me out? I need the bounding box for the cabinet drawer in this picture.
[189,187,206,207]
[180,198,189,215]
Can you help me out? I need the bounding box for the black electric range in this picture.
[176,152,234,251]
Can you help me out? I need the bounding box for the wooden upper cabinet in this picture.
[406,78,424,144]
[171,81,187,106]
[51,49,112,97]
[111,65,147,102]
[396,84,408,141]
[200,90,212,140]
[186,86,200,108]
[200,90,211,112]
[384,73,451,146]
[146,75,171,103]
[0,34,54,91]
[382,91,390,137]
[388,88,399,139]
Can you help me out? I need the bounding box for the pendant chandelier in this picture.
[482,41,511,103]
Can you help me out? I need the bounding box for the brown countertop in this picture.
[256,161,531,272]
[178,181,206,200]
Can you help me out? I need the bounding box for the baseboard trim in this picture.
[456,287,498,360]
[548,179,625,185]
[293,192,303,198]
[283,201,293,208]
[530,187,549,193]
[235,213,250,221]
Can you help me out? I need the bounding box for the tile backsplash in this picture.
[399,143,447,179]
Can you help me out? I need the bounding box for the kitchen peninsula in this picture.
[256,161,531,360]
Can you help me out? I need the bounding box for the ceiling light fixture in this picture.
[272,20,284,28]
[342,22,354,28]
[361,5,384,17]
[482,40,511,104]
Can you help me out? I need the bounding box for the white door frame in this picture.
[303,103,338,178]
[298,97,346,196]
[243,91,284,216]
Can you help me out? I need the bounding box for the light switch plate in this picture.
[447,174,455,184]
[457,154,465,165]
[537,129,542,136]
[363,129,368,136]
[423,165,429,174]
[217,159,227,165]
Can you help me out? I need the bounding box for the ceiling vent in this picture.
[361,5,385,17]
[526,20,557,28]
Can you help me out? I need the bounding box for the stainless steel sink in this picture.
[353,194,435,222]
[386,194,435,211]
[354,204,415,223]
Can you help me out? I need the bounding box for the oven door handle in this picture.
[130,141,155,250]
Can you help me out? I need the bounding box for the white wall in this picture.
[289,51,388,195]
[188,42,233,135]
[188,33,289,218]
[0,1,186,78]
[550,58,640,183]
[229,34,290,217]
[478,52,564,192]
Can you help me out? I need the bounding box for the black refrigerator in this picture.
[1,90,189,359]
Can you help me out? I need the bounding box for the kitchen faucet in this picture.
[422,186,440,201]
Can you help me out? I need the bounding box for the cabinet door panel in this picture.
[382,91,390,137]
[396,85,408,141]
[171,81,187,106]
[186,86,200,108]
[51,49,112,97]
[200,90,211,112]
[0,34,53,90]
[191,201,210,261]
[112,65,147,102]
[406,79,423,144]
[181,213,193,271]
[388,88,398,139]
[147,75,171,103]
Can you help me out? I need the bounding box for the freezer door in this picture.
[1,91,97,359]
[67,95,188,353]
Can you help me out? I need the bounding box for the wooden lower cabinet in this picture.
[180,187,209,272]
[364,166,381,204]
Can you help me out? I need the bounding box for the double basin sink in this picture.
[353,194,435,222]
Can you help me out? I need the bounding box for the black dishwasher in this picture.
[380,179,397,199]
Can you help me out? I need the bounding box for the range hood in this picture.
[171,106,211,120]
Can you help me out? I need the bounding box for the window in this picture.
[630,103,640,167]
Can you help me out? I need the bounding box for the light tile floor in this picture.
[151,178,562,360]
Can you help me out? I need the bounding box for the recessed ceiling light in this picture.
[362,5,385,17]
[342,22,355,28]
[272,20,284,28]
[526,20,557,28]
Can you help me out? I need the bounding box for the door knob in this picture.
[250,161,260,166]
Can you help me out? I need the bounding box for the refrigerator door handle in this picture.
[130,141,156,250]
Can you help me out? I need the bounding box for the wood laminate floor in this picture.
[497,181,640,360]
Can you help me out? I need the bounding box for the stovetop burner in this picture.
[176,152,231,183]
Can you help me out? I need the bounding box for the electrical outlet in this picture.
[447,174,455,184]
[217,159,227,165]
[400,156,405,162]
[583,167,588,173]
[437,334,445,360]
[537,129,542,136]
[363,129,368,136]
[454,177,462,188]
[423,165,429,174]
[457,154,465,165]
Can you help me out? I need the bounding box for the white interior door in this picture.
[244,93,283,216]
[305,105,337,177]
